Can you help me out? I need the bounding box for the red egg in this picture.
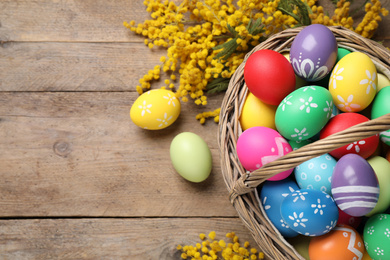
[244,49,296,105]
[320,113,379,159]
[337,208,362,229]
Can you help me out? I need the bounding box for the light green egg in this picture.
[363,214,390,260]
[288,235,311,259]
[366,156,390,217]
[170,132,212,183]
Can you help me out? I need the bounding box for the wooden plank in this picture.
[0,91,234,217]
[0,0,149,43]
[0,42,169,92]
[0,218,260,260]
[1,0,389,46]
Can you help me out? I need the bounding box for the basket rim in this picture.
[218,25,390,260]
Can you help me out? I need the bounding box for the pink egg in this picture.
[236,126,293,181]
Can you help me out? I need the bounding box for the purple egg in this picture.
[331,154,379,217]
[290,24,337,82]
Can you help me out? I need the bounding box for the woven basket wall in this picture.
[218,26,390,259]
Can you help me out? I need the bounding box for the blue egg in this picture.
[331,103,340,118]
[259,179,300,238]
[294,153,336,195]
[281,189,339,236]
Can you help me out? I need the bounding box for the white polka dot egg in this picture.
[294,153,337,195]
[130,89,181,130]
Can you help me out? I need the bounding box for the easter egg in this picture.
[294,153,336,195]
[287,235,311,260]
[288,139,312,151]
[280,189,338,236]
[244,49,296,105]
[282,52,309,89]
[239,92,277,131]
[366,156,390,216]
[337,47,352,61]
[236,127,293,180]
[363,214,390,260]
[170,132,212,183]
[371,86,390,145]
[331,154,379,217]
[275,85,333,141]
[377,73,390,92]
[331,102,340,118]
[130,89,180,130]
[320,113,379,159]
[363,250,373,260]
[259,179,299,237]
[309,225,365,260]
[312,47,351,88]
[290,24,338,82]
[337,208,362,229]
[329,52,377,112]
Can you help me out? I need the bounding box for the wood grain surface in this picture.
[0,0,389,259]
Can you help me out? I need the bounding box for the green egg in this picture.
[275,86,333,141]
[337,47,351,62]
[371,86,390,145]
[170,132,212,183]
[363,214,390,259]
[288,139,312,151]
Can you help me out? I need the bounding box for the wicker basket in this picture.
[218,25,390,259]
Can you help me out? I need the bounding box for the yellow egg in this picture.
[378,73,390,92]
[130,89,180,130]
[239,92,277,130]
[329,52,377,112]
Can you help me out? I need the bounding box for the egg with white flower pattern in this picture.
[275,85,333,141]
[329,52,377,112]
[259,179,299,238]
[130,89,181,130]
[280,189,339,236]
[363,214,390,260]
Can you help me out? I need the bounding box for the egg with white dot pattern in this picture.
[294,153,336,195]
[363,214,390,260]
[130,89,180,130]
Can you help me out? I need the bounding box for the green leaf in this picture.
[278,0,311,26]
[247,18,264,35]
[206,77,230,94]
[213,38,239,60]
[227,23,238,37]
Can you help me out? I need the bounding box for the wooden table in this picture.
[0,1,389,259]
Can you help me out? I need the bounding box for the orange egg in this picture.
[309,225,364,260]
